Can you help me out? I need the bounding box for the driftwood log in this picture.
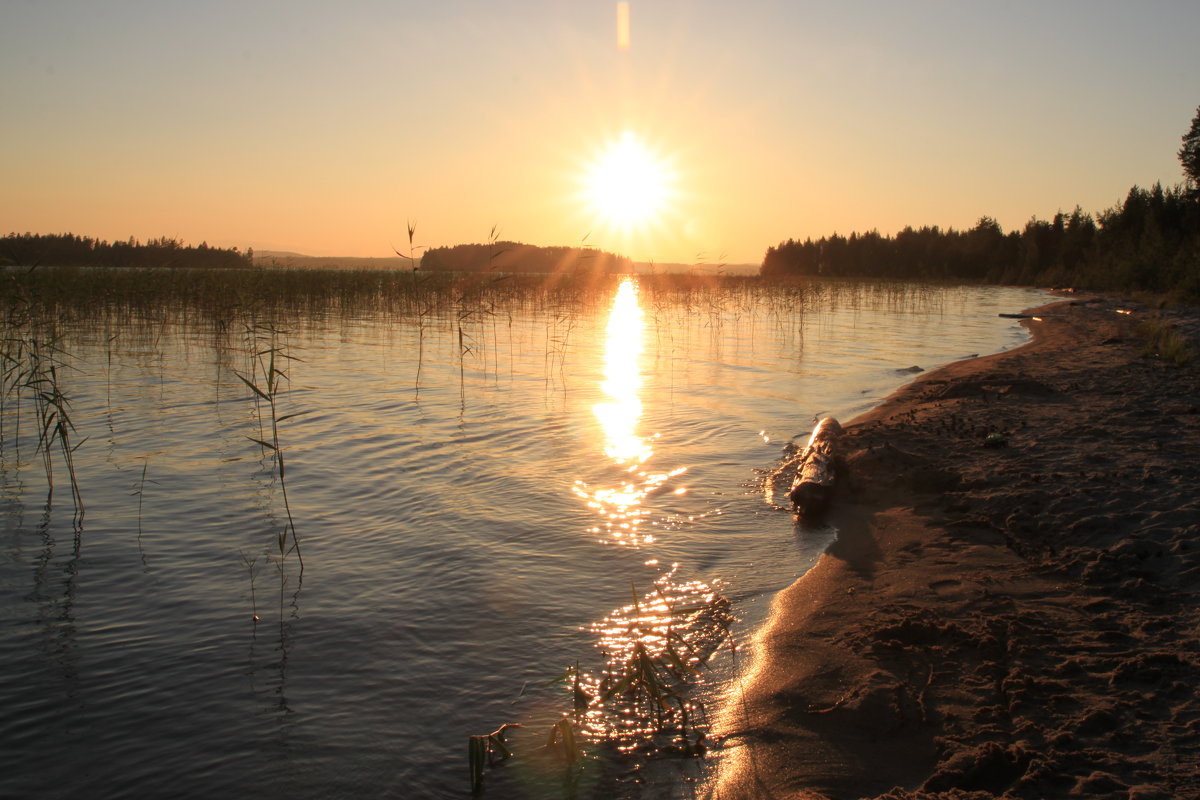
[788,417,842,518]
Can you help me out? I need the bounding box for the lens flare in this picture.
[616,2,630,51]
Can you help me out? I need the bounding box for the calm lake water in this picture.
[0,277,1046,799]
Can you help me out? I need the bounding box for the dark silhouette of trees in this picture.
[0,233,253,269]
[760,184,1199,297]
[420,241,632,275]
[762,108,1200,299]
[1181,105,1200,194]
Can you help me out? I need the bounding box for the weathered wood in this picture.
[789,416,842,518]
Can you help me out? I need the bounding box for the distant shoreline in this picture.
[252,249,760,275]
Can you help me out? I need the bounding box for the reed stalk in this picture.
[237,322,306,571]
[240,551,261,624]
[132,459,156,567]
[0,275,85,521]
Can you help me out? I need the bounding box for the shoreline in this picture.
[708,295,1200,799]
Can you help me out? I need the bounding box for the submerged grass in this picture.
[469,575,735,796]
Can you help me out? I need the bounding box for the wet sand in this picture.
[710,296,1200,799]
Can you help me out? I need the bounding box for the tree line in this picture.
[0,233,254,270]
[420,241,633,275]
[762,106,1200,299]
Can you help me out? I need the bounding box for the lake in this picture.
[0,274,1047,799]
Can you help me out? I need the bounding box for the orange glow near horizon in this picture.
[3,4,1194,268]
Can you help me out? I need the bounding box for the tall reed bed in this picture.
[0,265,592,321]
[0,271,84,523]
[1,265,950,334]
[0,267,954,465]
[0,268,954,505]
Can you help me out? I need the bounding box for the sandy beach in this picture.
[710,295,1200,799]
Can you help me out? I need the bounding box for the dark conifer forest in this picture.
[0,233,252,270]
[762,106,1200,299]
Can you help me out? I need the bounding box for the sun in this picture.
[582,131,674,231]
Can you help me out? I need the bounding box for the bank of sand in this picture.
[709,296,1200,799]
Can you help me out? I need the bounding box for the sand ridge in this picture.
[709,296,1200,800]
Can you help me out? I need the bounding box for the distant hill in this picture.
[420,242,632,275]
[253,251,414,270]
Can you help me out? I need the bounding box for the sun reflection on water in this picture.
[596,278,649,464]
[574,278,686,546]
[563,563,734,752]
[548,279,743,775]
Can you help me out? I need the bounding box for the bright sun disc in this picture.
[583,131,673,230]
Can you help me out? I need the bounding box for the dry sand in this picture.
[709,296,1200,800]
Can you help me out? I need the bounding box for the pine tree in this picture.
[1180,105,1200,192]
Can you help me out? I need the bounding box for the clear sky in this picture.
[3,1,1198,265]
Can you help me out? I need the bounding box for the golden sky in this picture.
[2,1,1198,265]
